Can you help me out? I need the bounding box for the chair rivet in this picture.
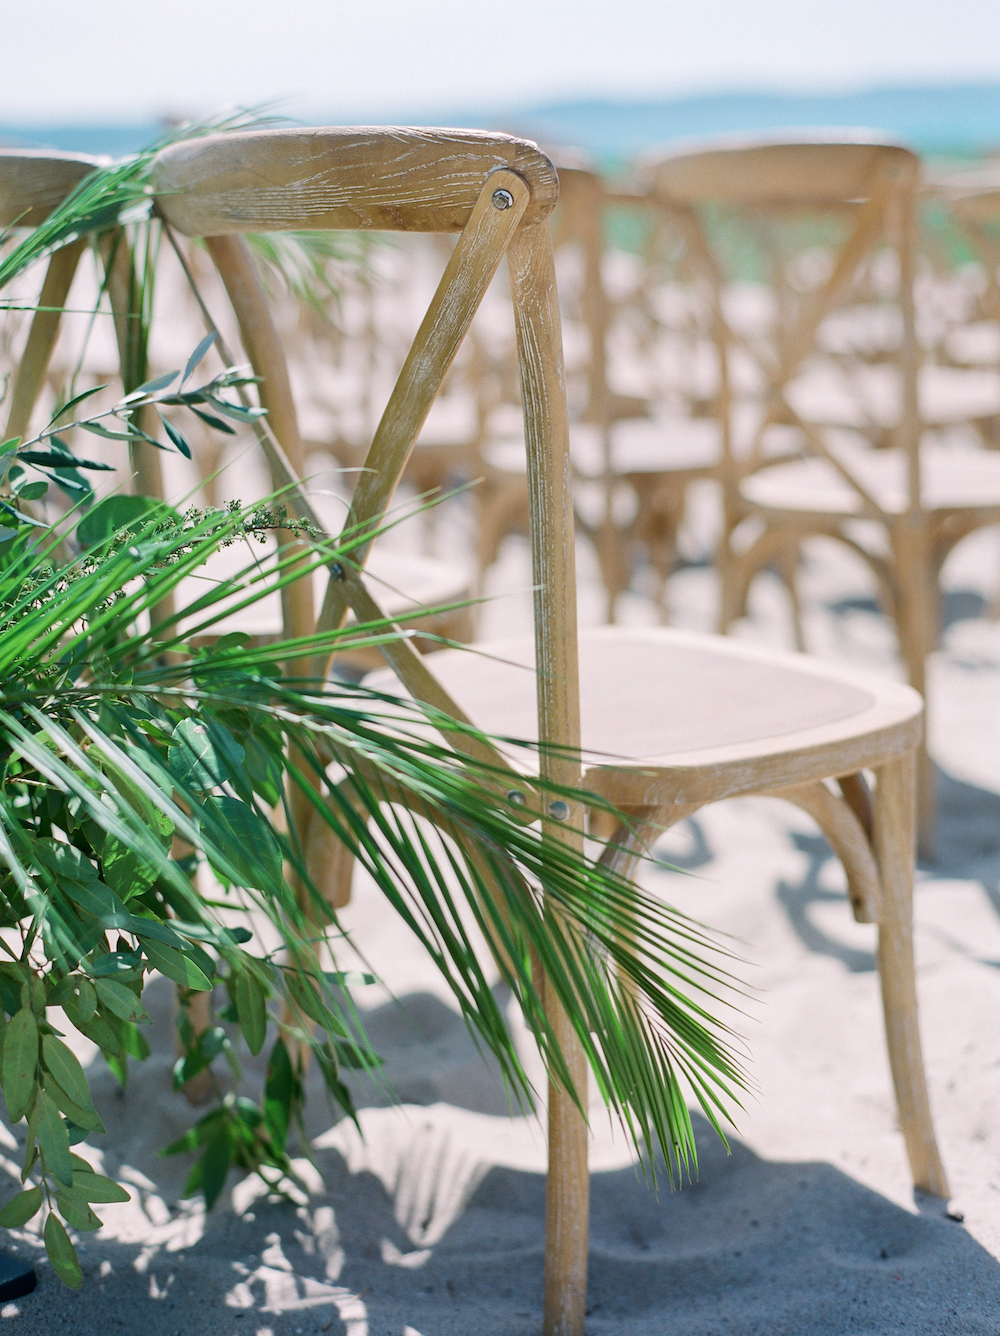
[548,800,570,821]
[492,188,515,211]
[507,789,527,806]
[330,561,345,580]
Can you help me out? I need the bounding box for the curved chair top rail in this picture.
[0,148,104,228]
[641,129,918,208]
[543,144,598,182]
[947,187,1000,226]
[150,126,560,236]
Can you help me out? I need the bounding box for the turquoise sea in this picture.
[3,83,1000,166]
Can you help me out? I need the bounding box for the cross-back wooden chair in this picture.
[557,160,719,620]
[477,155,720,620]
[644,132,1000,847]
[150,126,949,1335]
[941,183,1000,613]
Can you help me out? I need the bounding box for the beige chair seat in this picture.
[741,441,1000,519]
[368,625,921,807]
[787,362,1000,430]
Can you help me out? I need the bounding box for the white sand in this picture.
[3,499,1000,1334]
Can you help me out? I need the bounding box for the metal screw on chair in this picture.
[548,800,570,821]
[492,188,514,211]
[330,561,345,580]
[507,789,527,806]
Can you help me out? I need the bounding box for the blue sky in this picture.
[6,0,1000,123]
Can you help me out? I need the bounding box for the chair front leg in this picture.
[872,750,949,1197]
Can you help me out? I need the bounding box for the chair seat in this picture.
[788,362,1000,429]
[366,626,921,807]
[740,442,1000,518]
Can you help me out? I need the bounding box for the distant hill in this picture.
[4,84,1000,165]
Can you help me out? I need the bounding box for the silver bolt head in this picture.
[507,789,527,806]
[548,800,571,821]
[492,188,514,211]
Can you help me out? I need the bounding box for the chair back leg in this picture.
[4,240,85,443]
[509,219,589,1336]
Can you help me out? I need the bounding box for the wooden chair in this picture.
[478,156,720,620]
[558,161,721,620]
[150,126,948,1336]
[643,132,1000,847]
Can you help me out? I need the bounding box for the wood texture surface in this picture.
[205,234,316,649]
[323,167,530,617]
[508,219,588,1336]
[151,127,558,236]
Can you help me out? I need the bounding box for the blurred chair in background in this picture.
[645,132,1000,846]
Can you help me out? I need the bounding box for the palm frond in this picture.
[0,498,747,1236]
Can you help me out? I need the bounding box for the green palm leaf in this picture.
[0,501,747,1201]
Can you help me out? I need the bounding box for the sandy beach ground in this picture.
[2,480,1000,1335]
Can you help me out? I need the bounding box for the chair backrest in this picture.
[646,131,916,209]
[0,148,101,229]
[640,130,923,520]
[150,126,579,777]
[152,127,558,234]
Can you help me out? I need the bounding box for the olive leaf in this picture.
[2,1008,38,1123]
[43,1211,82,1289]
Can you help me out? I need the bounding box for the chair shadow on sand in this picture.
[774,760,1000,976]
[8,745,1000,1334]
[5,962,1000,1336]
[14,1098,1000,1336]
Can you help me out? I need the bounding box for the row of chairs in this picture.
[325,133,1000,850]
[0,130,955,1336]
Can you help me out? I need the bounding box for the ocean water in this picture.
[3,83,1000,165]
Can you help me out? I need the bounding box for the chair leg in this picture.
[544,997,590,1336]
[872,751,949,1197]
[890,525,937,858]
[777,538,806,653]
